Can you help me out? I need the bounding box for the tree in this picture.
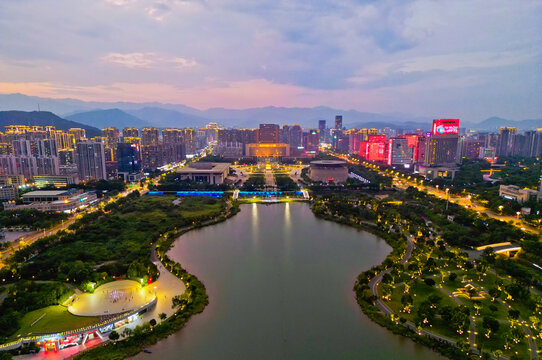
[488,287,501,302]
[109,330,120,341]
[380,283,393,300]
[159,312,167,321]
[401,293,413,312]
[448,272,458,282]
[482,316,499,338]
[492,349,503,360]
[423,278,435,287]
[149,319,157,327]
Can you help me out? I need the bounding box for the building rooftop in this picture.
[177,162,231,173]
[310,160,346,166]
[22,190,71,197]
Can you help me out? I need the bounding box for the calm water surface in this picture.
[135,203,443,359]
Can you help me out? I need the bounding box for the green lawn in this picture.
[16,305,100,336]
[475,320,530,360]
[385,280,462,341]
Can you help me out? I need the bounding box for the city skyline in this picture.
[0,1,541,122]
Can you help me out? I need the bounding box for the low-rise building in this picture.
[0,185,17,201]
[499,185,538,203]
[309,160,348,183]
[176,162,231,185]
[34,174,79,188]
[4,190,97,212]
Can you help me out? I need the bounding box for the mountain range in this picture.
[0,93,541,132]
[0,111,102,138]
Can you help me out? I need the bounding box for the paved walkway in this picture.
[68,280,155,316]
[368,238,479,353]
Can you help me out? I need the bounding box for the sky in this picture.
[0,0,540,121]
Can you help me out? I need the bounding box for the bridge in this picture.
[475,242,522,255]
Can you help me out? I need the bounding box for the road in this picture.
[396,180,538,234]
[369,238,414,316]
[0,185,149,267]
[329,151,539,234]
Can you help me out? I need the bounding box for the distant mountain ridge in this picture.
[0,111,102,137]
[465,116,542,131]
[125,107,209,129]
[65,109,150,130]
[0,93,541,131]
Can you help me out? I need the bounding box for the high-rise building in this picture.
[69,128,87,142]
[318,120,326,142]
[102,127,120,161]
[181,128,195,154]
[258,124,279,144]
[524,130,542,157]
[122,127,139,140]
[334,115,343,130]
[424,119,460,167]
[141,127,160,147]
[117,143,141,174]
[496,127,517,157]
[460,138,483,160]
[387,138,413,166]
[162,128,183,145]
[76,141,106,181]
[302,129,320,153]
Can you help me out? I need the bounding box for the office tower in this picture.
[141,127,160,146]
[424,119,460,167]
[302,129,320,153]
[69,128,87,142]
[318,120,326,142]
[76,141,106,181]
[461,139,483,160]
[292,125,302,148]
[387,138,413,166]
[258,124,279,144]
[117,143,141,174]
[122,127,140,140]
[495,127,517,157]
[335,115,343,130]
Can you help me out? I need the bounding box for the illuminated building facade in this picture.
[424,119,460,167]
[387,138,413,166]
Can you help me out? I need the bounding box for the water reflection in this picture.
[251,203,259,245]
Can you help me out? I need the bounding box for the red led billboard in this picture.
[432,119,459,135]
[367,135,387,143]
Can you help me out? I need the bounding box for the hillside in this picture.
[66,109,150,130]
[0,111,102,137]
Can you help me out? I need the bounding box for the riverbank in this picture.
[311,207,470,360]
[73,201,240,359]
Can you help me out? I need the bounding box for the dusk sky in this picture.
[0,0,540,121]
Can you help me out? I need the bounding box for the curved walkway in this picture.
[369,238,473,352]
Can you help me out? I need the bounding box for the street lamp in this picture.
[445,188,450,210]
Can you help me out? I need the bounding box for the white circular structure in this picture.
[68,280,156,316]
